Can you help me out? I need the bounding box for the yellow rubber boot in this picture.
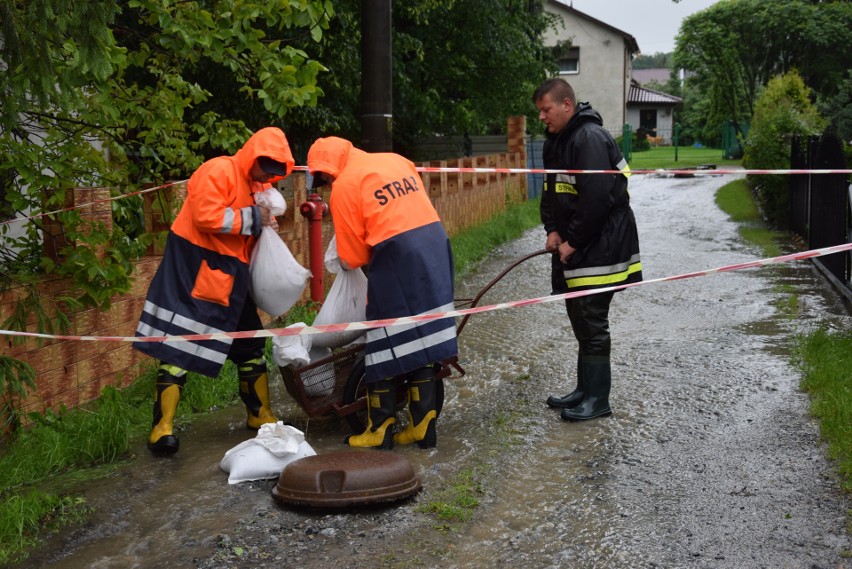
[239,368,278,430]
[394,366,437,449]
[148,369,185,455]
[344,377,396,449]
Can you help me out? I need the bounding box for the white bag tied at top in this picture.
[249,188,311,318]
[311,235,368,350]
[219,421,315,484]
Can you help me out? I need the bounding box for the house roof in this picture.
[547,1,640,53]
[633,68,671,86]
[628,82,682,106]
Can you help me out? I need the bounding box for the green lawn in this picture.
[628,145,742,170]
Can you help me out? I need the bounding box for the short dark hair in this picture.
[533,78,576,106]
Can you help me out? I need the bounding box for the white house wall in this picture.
[543,4,633,133]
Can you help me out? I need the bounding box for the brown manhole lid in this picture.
[272,449,422,508]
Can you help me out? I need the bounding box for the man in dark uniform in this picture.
[533,78,643,421]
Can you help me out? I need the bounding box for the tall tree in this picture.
[391,0,555,156]
[673,0,852,133]
[0,1,120,130]
[0,1,330,316]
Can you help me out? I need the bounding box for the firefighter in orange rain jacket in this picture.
[134,127,295,456]
[307,136,458,450]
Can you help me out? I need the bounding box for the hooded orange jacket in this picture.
[134,127,294,376]
[172,126,294,264]
[308,136,439,269]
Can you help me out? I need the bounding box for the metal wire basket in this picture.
[279,344,363,417]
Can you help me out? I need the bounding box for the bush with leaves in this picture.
[742,71,827,228]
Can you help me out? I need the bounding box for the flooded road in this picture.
[12,173,851,569]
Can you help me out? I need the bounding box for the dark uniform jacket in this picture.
[541,103,643,293]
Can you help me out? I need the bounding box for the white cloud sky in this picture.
[567,0,720,55]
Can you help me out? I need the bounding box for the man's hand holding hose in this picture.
[546,230,575,263]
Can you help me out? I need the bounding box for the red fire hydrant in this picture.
[299,192,329,302]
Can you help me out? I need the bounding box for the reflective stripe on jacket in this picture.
[362,222,458,381]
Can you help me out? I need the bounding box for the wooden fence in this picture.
[1,117,529,418]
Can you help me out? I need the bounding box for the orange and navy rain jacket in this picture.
[134,128,294,377]
[307,137,458,381]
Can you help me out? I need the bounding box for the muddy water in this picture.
[13,173,851,568]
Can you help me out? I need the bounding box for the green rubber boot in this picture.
[547,354,585,409]
[561,355,612,421]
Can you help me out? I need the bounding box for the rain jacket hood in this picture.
[307,136,353,179]
[234,127,295,183]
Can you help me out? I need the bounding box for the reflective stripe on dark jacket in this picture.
[363,222,458,381]
[133,127,295,376]
[134,232,246,376]
[541,103,643,292]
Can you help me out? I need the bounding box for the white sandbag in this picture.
[312,236,368,349]
[272,323,313,368]
[249,187,309,317]
[249,228,310,318]
[323,234,344,274]
[220,422,316,484]
[301,347,335,397]
[254,187,287,216]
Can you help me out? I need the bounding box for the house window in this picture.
[558,47,580,75]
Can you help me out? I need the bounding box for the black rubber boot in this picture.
[561,355,612,421]
[394,365,437,449]
[148,368,186,455]
[344,377,396,449]
[238,360,278,430]
[546,355,585,409]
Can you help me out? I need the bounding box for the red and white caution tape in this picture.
[293,165,852,176]
[414,167,852,176]
[1,242,849,344]
[4,166,849,227]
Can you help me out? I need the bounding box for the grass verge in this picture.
[792,329,852,493]
[715,177,783,257]
[450,196,541,275]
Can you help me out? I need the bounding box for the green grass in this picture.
[417,468,483,525]
[0,362,245,563]
[794,329,852,492]
[628,145,742,170]
[450,197,541,275]
[715,178,783,258]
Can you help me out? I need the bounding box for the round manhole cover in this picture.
[272,449,422,508]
